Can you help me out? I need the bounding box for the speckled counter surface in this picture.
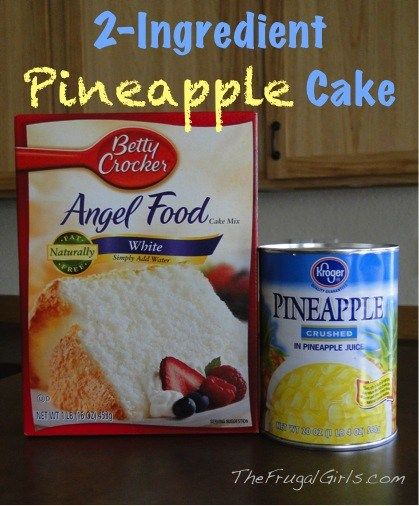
[0,323,417,505]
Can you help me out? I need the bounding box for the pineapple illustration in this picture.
[260,296,286,402]
[362,301,398,431]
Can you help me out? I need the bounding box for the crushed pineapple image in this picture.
[268,363,388,445]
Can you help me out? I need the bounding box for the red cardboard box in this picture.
[15,112,258,435]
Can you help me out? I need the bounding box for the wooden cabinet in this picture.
[262,0,417,189]
[4,0,266,193]
[1,0,417,193]
[52,0,263,112]
[0,1,53,195]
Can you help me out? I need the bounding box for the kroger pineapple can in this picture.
[259,243,399,450]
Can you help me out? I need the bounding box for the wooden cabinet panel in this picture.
[262,0,417,188]
[1,1,417,193]
[51,0,265,154]
[4,0,265,194]
[68,0,264,108]
[0,1,53,193]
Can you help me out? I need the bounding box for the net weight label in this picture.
[35,410,114,422]
[275,421,382,439]
[335,424,381,437]
[276,421,332,438]
[36,410,61,422]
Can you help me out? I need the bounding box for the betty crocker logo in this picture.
[95,128,178,188]
[16,127,178,189]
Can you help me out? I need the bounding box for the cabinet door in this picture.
[50,0,265,159]
[3,0,265,193]
[263,0,417,189]
[0,1,53,194]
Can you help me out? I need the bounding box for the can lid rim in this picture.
[259,243,399,252]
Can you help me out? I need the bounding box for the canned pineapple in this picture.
[259,243,398,450]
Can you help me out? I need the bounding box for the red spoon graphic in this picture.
[16,127,178,189]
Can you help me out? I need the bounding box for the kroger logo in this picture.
[310,257,349,289]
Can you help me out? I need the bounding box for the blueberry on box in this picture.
[172,397,196,418]
[188,392,210,412]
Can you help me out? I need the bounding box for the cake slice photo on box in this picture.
[29,264,249,425]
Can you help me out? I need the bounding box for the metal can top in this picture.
[258,243,399,253]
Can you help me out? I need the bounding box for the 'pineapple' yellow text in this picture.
[23,65,293,132]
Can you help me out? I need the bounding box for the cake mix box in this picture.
[15,112,258,436]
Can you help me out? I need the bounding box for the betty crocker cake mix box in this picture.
[15,112,258,435]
